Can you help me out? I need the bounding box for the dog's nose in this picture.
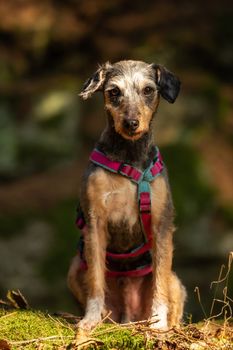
[123,119,139,131]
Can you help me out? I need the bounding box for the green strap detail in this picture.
[137,152,160,201]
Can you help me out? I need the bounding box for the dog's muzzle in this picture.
[123,118,139,132]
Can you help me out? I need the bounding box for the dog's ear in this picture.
[152,64,181,103]
[79,62,112,100]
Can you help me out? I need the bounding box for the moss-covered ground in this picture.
[0,308,232,350]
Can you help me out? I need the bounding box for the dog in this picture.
[67,60,186,331]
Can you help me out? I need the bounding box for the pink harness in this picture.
[76,147,164,277]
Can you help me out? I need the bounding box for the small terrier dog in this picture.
[67,60,186,330]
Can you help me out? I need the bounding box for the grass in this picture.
[0,309,74,349]
[0,309,232,349]
[0,253,232,349]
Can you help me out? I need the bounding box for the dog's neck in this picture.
[96,119,155,170]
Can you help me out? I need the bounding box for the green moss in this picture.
[0,309,156,349]
[92,324,154,349]
[0,309,74,349]
[0,309,232,349]
[0,310,155,349]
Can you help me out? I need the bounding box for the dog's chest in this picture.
[87,168,140,250]
[103,178,143,252]
[103,176,144,252]
[87,168,168,252]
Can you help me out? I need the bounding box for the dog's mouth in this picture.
[127,130,142,136]
[121,129,144,140]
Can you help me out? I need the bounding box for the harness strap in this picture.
[90,147,163,184]
[76,146,164,277]
[90,149,143,182]
[105,264,153,278]
[90,147,163,243]
[76,258,153,278]
[76,217,152,259]
[139,191,153,242]
[76,219,153,277]
[106,241,151,259]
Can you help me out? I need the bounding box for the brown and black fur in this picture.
[67,60,186,330]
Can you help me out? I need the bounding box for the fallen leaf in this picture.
[0,340,11,350]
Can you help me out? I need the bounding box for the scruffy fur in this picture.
[67,60,186,330]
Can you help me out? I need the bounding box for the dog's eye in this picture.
[143,86,154,95]
[109,87,121,97]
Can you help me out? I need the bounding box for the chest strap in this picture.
[76,146,164,277]
[90,147,163,247]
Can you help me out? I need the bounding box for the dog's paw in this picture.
[78,296,104,331]
[150,303,169,331]
[150,318,169,331]
[78,315,102,331]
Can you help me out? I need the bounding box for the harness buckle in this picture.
[139,192,151,213]
[117,162,125,174]
[127,167,141,181]
[119,164,142,182]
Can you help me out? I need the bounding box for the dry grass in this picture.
[0,253,232,349]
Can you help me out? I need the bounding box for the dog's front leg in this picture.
[150,225,173,330]
[79,217,107,330]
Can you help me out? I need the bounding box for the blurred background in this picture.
[0,0,232,321]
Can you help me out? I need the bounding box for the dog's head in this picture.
[80,60,180,141]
